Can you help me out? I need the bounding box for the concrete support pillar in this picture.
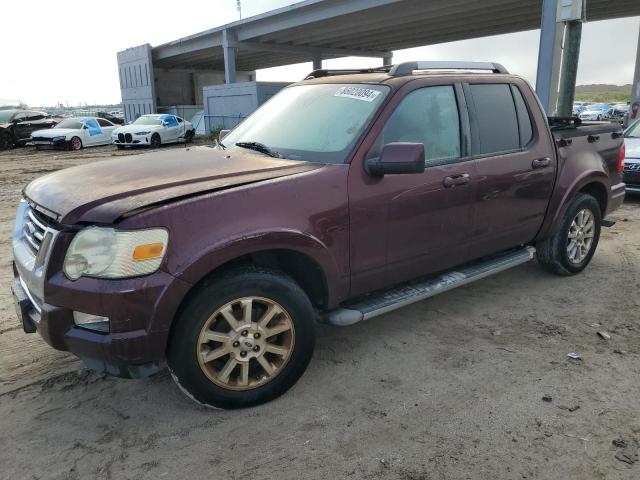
[556,21,582,117]
[382,53,393,67]
[222,29,237,84]
[312,51,323,70]
[629,22,640,125]
[536,0,584,116]
[536,0,563,115]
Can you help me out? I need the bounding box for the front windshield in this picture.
[55,119,83,129]
[626,120,640,138]
[0,111,15,123]
[223,83,389,163]
[133,116,162,126]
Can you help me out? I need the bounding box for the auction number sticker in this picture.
[334,86,381,102]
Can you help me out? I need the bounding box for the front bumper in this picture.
[112,133,151,146]
[31,137,69,150]
[12,263,191,378]
[623,161,640,194]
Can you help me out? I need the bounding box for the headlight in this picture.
[52,135,66,141]
[63,227,168,280]
[134,131,151,135]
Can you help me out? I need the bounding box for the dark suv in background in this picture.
[0,109,59,149]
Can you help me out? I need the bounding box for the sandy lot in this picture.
[0,145,639,480]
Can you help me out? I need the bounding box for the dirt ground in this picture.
[0,145,639,480]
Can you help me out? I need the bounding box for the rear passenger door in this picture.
[465,81,556,255]
[96,118,116,143]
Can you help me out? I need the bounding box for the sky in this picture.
[2,0,639,107]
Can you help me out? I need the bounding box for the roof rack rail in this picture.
[388,61,509,76]
[304,67,390,80]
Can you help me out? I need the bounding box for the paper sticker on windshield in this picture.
[334,86,381,102]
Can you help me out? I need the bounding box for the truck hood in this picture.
[24,146,322,224]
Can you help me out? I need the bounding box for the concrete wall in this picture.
[154,69,254,107]
[117,45,156,123]
[203,81,288,132]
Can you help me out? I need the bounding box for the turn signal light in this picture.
[617,143,625,174]
[132,242,165,261]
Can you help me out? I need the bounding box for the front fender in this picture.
[168,229,345,307]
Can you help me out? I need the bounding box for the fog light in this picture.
[73,311,110,332]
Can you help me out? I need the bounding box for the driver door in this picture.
[348,82,480,296]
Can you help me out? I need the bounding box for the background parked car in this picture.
[96,111,125,125]
[623,119,640,194]
[578,103,610,121]
[572,102,587,115]
[112,114,195,148]
[0,109,59,150]
[31,117,118,150]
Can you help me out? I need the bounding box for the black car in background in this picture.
[0,110,59,150]
[96,111,125,125]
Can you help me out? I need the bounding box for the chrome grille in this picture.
[23,208,54,255]
[624,163,640,172]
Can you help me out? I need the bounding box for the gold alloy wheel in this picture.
[197,297,295,390]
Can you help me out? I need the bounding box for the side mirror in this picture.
[12,119,20,124]
[219,129,231,141]
[365,142,425,176]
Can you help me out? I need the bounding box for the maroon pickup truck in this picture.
[12,62,626,408]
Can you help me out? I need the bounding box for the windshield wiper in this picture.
[234,141,282,158]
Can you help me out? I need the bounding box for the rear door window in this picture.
[96,118,112,127]
[469,84,519,154]
[376,85,461,166]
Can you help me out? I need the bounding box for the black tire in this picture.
[167,267,316,409]
[185,129,195,144]
[150,133,161,148]
[0,132,13,150]
[537,193,602,276]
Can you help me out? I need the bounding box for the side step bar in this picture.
[323,246,536,327]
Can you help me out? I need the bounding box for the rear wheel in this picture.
[0,132,13,150]
[150,133,161,148]
[537,193,601,276]
[167,268,316,409]
[69,136,82,150]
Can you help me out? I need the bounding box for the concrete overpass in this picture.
[117,0,640,122]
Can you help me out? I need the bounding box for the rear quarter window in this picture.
[510,85,533,147]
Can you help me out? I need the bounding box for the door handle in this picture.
[443,173,470,188]
[532,157,551,169]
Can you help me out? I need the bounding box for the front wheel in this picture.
[167,268,316,409]
[150,133,161,148]
[537,193,601,276]
[69,136,82,150]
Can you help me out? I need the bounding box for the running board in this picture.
[323,246,536,326]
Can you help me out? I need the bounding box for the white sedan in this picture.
[31,117,117,150]
[112,114,195,149]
